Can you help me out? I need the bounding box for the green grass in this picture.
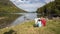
[0,19,60,34]
[0,0,25,13]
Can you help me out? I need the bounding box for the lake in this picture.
[0,13,41,28]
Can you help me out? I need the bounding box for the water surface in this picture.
[11,13,37,26]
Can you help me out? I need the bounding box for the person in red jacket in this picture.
[41,17,46,26]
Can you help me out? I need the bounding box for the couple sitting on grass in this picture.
[35,17,46,27]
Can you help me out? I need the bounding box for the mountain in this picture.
[37,0,60,17]
[10,0,54,12]
[0,0,26,13]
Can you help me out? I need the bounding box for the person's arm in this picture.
[35,18,37,24]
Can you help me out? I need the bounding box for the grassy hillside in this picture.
[0,19,60,34]
[37,0,60,17]
[0,0,26,13]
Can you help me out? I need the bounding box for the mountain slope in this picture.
[0,0,26,13]
[37,0,60,17]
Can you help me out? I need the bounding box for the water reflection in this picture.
[11,13,37,26]
[0,14,20,28]
[0,13,41,27]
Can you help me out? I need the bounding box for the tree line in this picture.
[37,0,60,18]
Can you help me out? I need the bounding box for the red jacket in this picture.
[41,18,46,26]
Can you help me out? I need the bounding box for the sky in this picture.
[10,0,55,12]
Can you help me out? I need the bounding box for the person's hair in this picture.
[38,19,41,21]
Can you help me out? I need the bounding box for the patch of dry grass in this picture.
[0,19,60,34]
